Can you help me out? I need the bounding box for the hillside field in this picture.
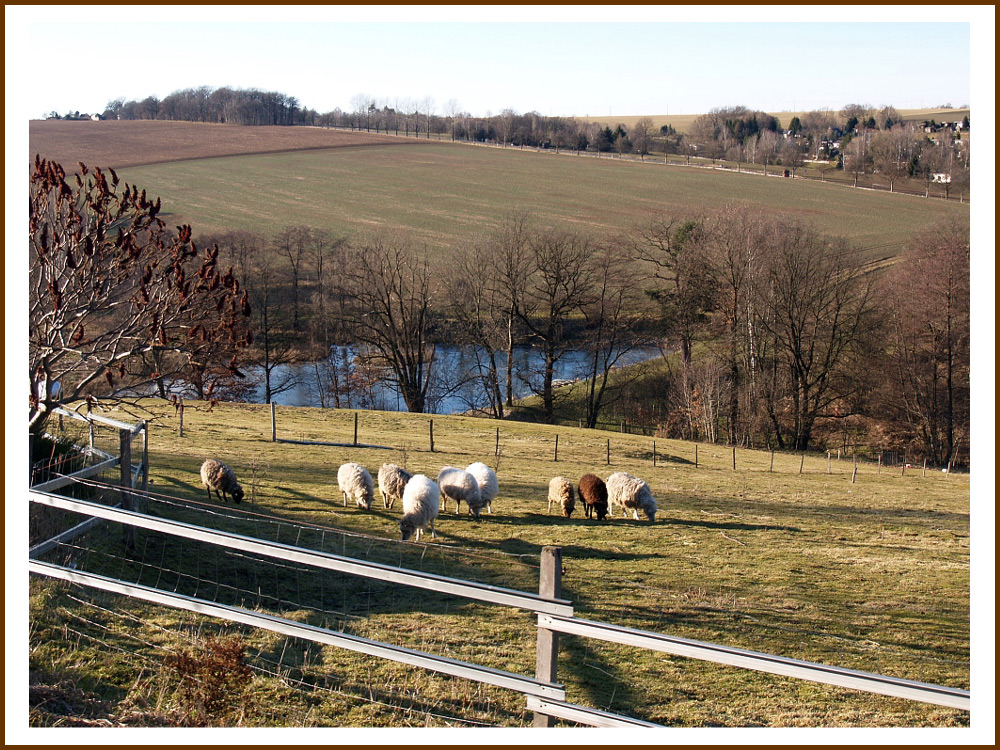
[29,401,970,728]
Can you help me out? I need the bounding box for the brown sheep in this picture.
[578,473,608,520]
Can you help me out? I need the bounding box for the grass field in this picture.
[29,401,971,728]
[108,141,967,256]
[28,120,969,256]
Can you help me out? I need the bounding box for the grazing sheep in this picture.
[606,472,658,522]
[200,459,244,504]
[578,473,608,521]
[400,474,440,541]
[465,462,498,514]
[437,466,483,518]
[378,463,412,509]
[337,462,374,510]
[548,476,576,518]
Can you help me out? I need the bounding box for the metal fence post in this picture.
[534,545,562,727]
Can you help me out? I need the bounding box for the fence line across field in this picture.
[264,402,961,477]
[29,487,970,726]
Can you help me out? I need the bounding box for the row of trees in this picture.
[29,156,970,463]
[205,210,967,463]
[104,86,317,126]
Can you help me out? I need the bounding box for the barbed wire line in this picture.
[47,585,517,727]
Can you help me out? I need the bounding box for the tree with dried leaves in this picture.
[28,157,251,433]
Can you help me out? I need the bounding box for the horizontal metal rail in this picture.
[525,696,663,728]
[538,614,970,711]
[52,406,145,434]
[30,457,120,493]
[30,560,565,701]
[28,491,574,617]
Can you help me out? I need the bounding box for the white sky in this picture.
[5,6,985,120]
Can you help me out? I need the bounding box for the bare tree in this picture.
[870,123,920,192]
[757,130,781,176]
[842,131,871,187]
[275,225,311,331]
[215,231,298,403]
[579,241,650,428]
[630,117,654,160]
[336,234,436,413]
[756,223,880,451]
[517,229,598,422]
[489,213,534,406]
[702,204,773,445]
[883,221,970,464]
[29,158,250,432]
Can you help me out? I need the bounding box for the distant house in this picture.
[931,173,952,184]
[90,113,104,121]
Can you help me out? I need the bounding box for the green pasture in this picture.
[116,142,969,257]
[30,401,970,727]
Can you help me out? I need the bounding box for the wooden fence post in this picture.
[653,441,657,467]
[770,449,775,473]
[119,427,134,551]
[533,546,563,728]
[554,434,559,462]
[732,446,737,471]
[179,402,185,438]
[827,451,832,474]
[852,452,858,484]
[799,453,805,474]
[429,419,434,453]
[353,412,359,447]
[695,444,698,469]
[606,439,610,466]
[495,427,500,457]
[270,402,276,442]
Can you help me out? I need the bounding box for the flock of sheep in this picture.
[199,457,658,543]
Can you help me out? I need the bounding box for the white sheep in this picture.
[548,476,576,518]
[606,471,657,522]
[200,459,244,504]
[337,462,374,510]
[378,463,412,509]
[437,466,483,518]
[465,461,498,515]
[400,474,440,541]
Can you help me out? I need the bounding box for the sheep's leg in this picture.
[430,519,436,538]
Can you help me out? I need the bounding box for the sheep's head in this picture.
[232,486,245,504]
[400,518,417,541]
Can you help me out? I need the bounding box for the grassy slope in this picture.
[112,142,969,254]
[30,400,970,727]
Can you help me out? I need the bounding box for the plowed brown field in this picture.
[28,120,429,170]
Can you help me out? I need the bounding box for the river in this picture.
[246,344,660,414]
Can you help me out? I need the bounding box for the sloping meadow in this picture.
[30,400,970,727]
